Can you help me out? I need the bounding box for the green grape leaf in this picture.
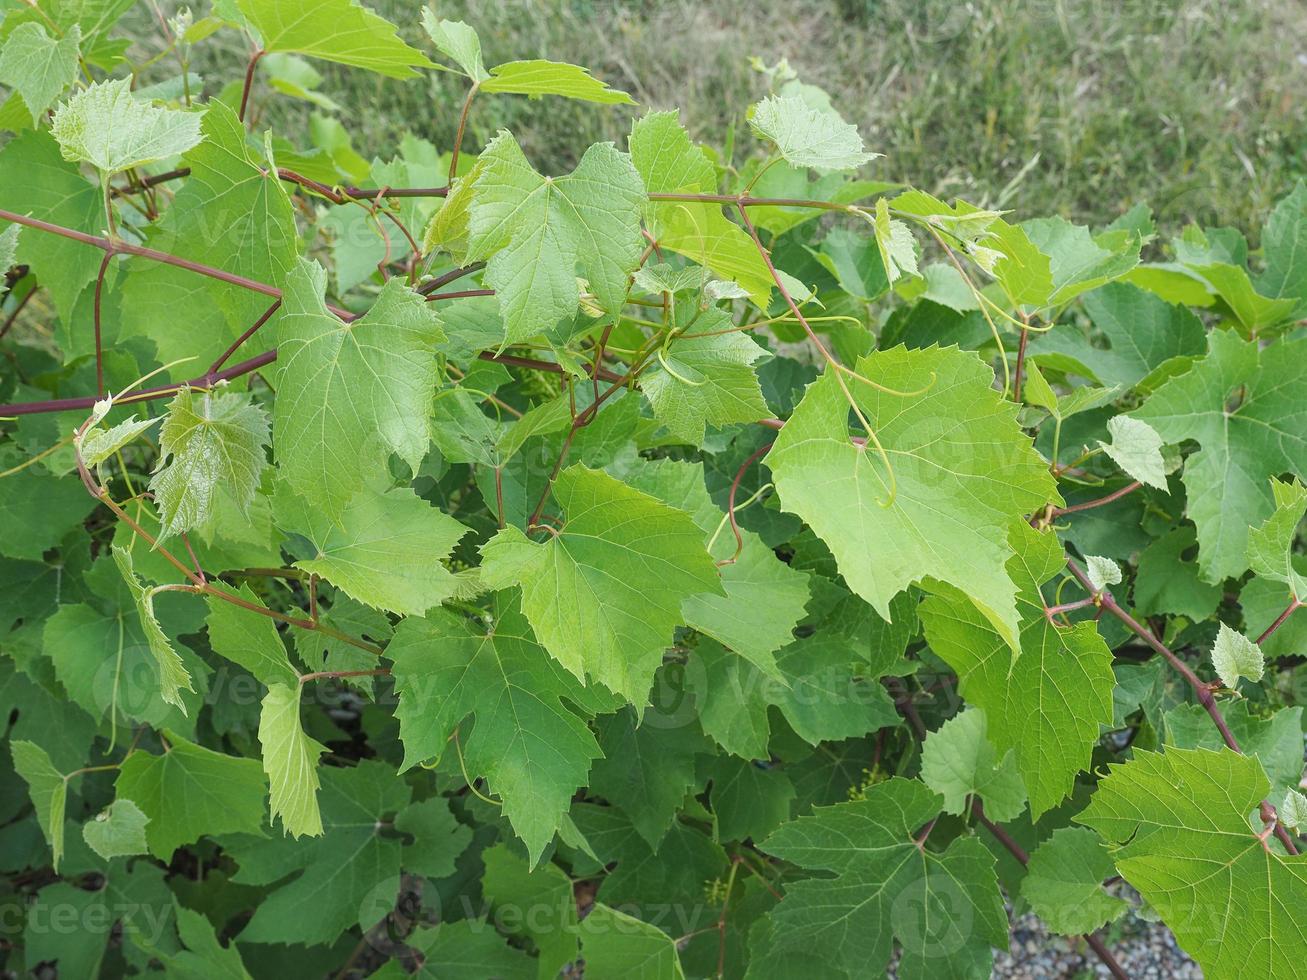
[757,778,1006,979]
[82,799,151,860]
[112,545,194,712]
[1035,282,1206,388]
[1019,827,1127,936]
[480,464,722,703]
[276,484,467,616]
[420,13,487,81]
[149,387,269,541]
[1132,329,1307,582]
[640,311,771,444]
[580,904,686,979]
[703,755,796,842]
[237,0,434,77]
[1247,478,1307,600]
[466,132,645,345]
[119,101,300,369]
[204,586,298,688]
[920,522,1115,817]
[919,709,1027,822]
[589,706,708,848]
[11,740,67,869]
[0,23,81,123]
[624,457,810,677]
[1210,623,1264,688]
[1077,747,1307,978]
[371,921,532,979]
[1021,215,1141,307]
[50,77,202,175]
[481,60,635,104]
[258,681,326,838]
[0,130,109,317]
[1281,790,1307,832]
[766,345,1059,651]
[749,94,877,174]
[1256,181,1307,318]
[1098,415,1167,490]
[273,260,445,519]
[1162,700,1303,795]
[389,598,602,863]
[156,904,255,979]
[629,110,772,306]
[115,730,266,858]
[231,761,414,946]
[481,842,580,976]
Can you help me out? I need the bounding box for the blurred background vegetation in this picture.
[173,0,1304,233]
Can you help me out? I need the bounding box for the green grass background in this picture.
[187,0,1305,233]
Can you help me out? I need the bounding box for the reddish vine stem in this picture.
[208,299,280,376]
[0,207,353,320]
[418,263,486,295]
[971,801,1130,980]
[449,83,480,182]
[300,668,389,686]
[1051,481,1142,517]
[1256,597,1302,646]
[425,288,494,302]
[0,348,617,417]
[237,48,265,123]
[1065,556,1299,855]
[113,167,450,201]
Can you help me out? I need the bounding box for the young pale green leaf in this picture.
[111,546,194,712]
[0,23,81,124]
[629,110,773,305]
[115,731,266,858]
[1210,623,1264,688]
[389,598,604,864]
[1020,827,1127,936]
[1133,329,1307,582]
[276,485,467,617]
[872,197,917,284]
[1247,478,1307,600]
[149,387,269,541]
[1078,747,1307,978]
[78,414,158,469]
[204,586,298,688]
[466,132,645,345]
[757,778,1007,979]
[919,709,1027,821]
[259,682,326,838]
[1085,555,1122,592]
[82,799,151,860]
[481,60,635,104]
[640,309,771,444]
[580,904,686,980]
[419,12,487,81]
[236,0,434,77]
[767,345,1059,651]
[1281,789,1307,832]
[11,740,67,870]
[921,522,1115,817]
[1099,415,1168,490]
[749,94,877,174]
[480,464,722,703]
[50,77,202,175]
[273,260,445,519]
